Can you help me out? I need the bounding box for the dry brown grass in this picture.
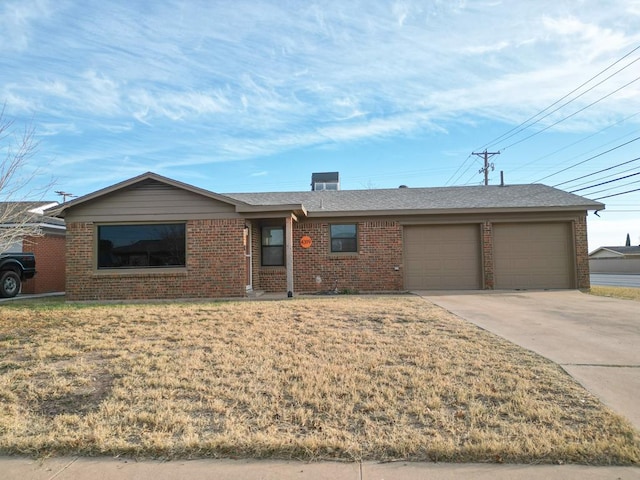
[0,295,638,464]
[590,286,640,302]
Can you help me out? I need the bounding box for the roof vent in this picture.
[311,172,340,191]
[398,185,408,188]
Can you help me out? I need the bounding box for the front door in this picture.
[244,224,253,291]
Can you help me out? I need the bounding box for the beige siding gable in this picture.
[589,249,622,259]
[66,179,239,222]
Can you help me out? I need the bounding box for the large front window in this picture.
[261,226,284,266]
[97,224,186,269]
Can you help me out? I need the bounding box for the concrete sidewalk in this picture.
[2,456,639,479]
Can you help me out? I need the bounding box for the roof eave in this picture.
[236,203,307,217]
[305,205,603,217]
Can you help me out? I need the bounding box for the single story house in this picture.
[589,246,640,274]
[47,172,604,301]
[1,202,66,294]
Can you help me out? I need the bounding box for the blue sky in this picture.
[1,0,639,250]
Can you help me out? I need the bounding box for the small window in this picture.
[98,224,186,269]
[330,224,357,253]
[262,226,284,266]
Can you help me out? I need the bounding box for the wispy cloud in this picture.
[1,0,639,194]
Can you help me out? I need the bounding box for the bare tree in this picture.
[0,106,51,252]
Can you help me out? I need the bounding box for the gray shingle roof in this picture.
[0,202,65,227]
[596,246,640,255]
[225,184,603,214]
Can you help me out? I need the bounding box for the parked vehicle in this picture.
[0,253,36,298]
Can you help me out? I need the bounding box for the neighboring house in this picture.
[47,172,603,302]
[0,202,67,294]
[589,246,640,274]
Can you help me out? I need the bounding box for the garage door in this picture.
[493,222,574,289]
[404,224,481,289]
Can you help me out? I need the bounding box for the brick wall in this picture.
[65,219,246,301]
[481,221,494,289]
[574,215,591,289]
[21,233,66,294]
[254,220,404,294]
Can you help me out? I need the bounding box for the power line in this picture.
[590,180,640,198]
[509,112,640,178]
[445,153,473,186]
[534,135,640,182]
[595,187,640,200]
[474,44,640,152]
[570,171,640,193]
[492,56,640,151]
[566,164,640,190]
[553,156,640,187]
[501,74,640,151]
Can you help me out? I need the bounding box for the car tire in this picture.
[0,271,21,298]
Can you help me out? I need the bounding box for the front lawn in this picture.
[590,286,640,302]
[0,296,638,464]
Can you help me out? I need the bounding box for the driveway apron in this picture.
[417,290,640,430]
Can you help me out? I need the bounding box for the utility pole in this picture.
[472,150,500,186]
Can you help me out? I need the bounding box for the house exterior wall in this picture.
[21,233,66,294]
[254,212,590,294]
[62,192,593,300]
[574,215,591,289]
[295,219,403,293]
[589,258,640,274]
[67,180,237,222]
[481,221,494,289]
[65,219,246,301]
[252,219,403,294]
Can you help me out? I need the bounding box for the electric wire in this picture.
[566,164,640,190]
[570,171,640,193]
[473,44,640,152]
[445,153,473,186]
[554,156,640,188]
[509,112,640,177]
[594,187,640,200]
[587,179,640,197]
[501,74,640,151]
[534,135,640,183]
[492,56,640,151]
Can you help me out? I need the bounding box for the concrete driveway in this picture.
[418,290,640,431]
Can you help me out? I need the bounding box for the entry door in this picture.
[245,225,253,291]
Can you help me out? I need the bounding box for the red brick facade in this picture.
[64,214,592,301]
[481,221,494,290]
[65,219,246,301]
[20,233,66,294]
[574,215,591,290]
[293,219,403,293]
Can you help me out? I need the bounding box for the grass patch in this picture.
[0,296,638,464]
[590,286,640,302]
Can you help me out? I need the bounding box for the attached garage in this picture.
[49,173,602,301]
[404,224,482,289]
[493,222,575,289]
